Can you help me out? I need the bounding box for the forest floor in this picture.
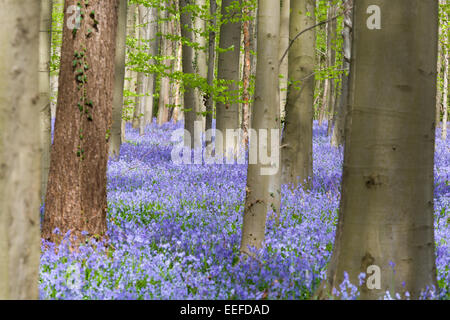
[40,121,449,300]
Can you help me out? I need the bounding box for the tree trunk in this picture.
[180,0,201,148]
[110,0,128,157]
[279,0,290,116]
[240,0,281,254]
[39,0,53,201]
[318,0,439,299]
[241,5,253,149]
[442,45,448,140]
[281,0,315,188]
[0,0,41,299]
[326,2,337,135]
[42,0,118,244]
[215,0,242,156]
[158,6,171,125]
[205,0,217,132]
[194,0,208,129]
[124,3,136,127]
[144,6,159,127]
[331,0,352,148]
[133,5,146,132]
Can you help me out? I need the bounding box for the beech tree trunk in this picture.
[331,0,352,148]
[180,0,201,148]
[281,0,315,188]
[42,0,119,244]
[0,0,41,299]
[39,0,53,201]
[143,6,159,127]
[241,5,252,149]
[240,0,281,254]
[158,6,171,125]
[318,0,439,299]
[194,0,208,129]
[215,0,242,155]
[110,0,128,157]
[205,0,217,132]
[279,0,290,115]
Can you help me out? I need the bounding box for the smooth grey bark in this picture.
[240,0,281,254]
[331,0,352,147]
[318,0,439,300]
[110,0,128,157]
[39,0,52,201]
[180,0,201,148]
[279,0,290,115]
[133,5,147,132]
[280,0,315,188]
[442,44,448,140]
[326,2,337,136]
[194,0,208,130]
[215,0,242,155]
[205,0,217,132]
[125,3,137,129]
[158,6,171,125]
[0,0,41,299]
[144,6,159,127]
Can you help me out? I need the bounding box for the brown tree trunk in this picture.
[42,0,118,244]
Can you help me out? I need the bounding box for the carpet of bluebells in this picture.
[40,121,450,300]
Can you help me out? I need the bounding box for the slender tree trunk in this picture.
[240,0,281,254]
[39,0,53,201]
[241,5,253,149]
[442,46,448,140]
[279,0,290,116]
[205,0,217,132]
[144,6,159,127]
[110,0,128,157]
[215,0,242,156]
[133,5,147,132]
[318,0,439,299]
[436,36,442,129]
[124,3,136,128]
[326,2,337,135]
[180,0,201,148]
[194,0,208,129]
[158,6,171,125]
[42,0,118,244]
[331,0,352,147]
[280,0,315,188]
[0,0,41,300]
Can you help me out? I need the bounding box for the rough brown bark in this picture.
[42,0,119,243]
